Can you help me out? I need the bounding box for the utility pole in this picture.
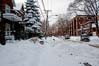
[44,10,51,39]
[95,0,99,36]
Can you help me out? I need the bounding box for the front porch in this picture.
[0,13,23,44]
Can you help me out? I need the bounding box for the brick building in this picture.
[66,15,99,36]
[0,0,24,44]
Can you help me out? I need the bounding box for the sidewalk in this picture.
[68,36,99,48]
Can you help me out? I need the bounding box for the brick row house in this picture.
[0,0,25,45]
[65,15,99,36]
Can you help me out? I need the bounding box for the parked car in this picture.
[80,34,90,42]
[65,35,70,39]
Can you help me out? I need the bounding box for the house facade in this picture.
[0,0,24,45]
[66,15,99,36]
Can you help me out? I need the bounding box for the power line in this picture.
[37,0,52,38]
[41,0,52,16]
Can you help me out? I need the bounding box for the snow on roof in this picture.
[3,13,22,22]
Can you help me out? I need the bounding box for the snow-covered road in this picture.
[0,39,46,66]
[0,37,99,66]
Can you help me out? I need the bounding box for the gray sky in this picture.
[15,0,74,25]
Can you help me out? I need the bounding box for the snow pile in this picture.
[89,36,99,43]
[69,36,99,46]
[0,40,43,66]
[42,36,63,46]
[89,36,99,46]
[0,37,99,66]
[39,37,99,66]
[70,36,80,41]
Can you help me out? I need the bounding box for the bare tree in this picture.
[51,15,69,36]
[67,0,99,36]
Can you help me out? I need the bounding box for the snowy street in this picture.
[1,0,99,66]
[0,37,99,66]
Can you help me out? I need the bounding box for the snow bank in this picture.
[39,37,99,66]
[70,36,80,41]
[0,40,43,66]
[69,36,99,46]
[89,36,99,46]
[42,36,63,46]
[0,37,99,66]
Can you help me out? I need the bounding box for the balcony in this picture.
[3,13,22,22]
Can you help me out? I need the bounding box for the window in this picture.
[5,4,10,13]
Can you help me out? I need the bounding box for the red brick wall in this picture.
[67,15,99,36]
[2,0,13,13]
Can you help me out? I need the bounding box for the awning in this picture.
[3,13,22,22]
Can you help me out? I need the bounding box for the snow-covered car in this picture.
[80,34,90,42]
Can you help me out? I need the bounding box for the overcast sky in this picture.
[15,0,74,25]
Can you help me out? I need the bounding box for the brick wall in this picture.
[2,0,13,13]
[67,15,99,36]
